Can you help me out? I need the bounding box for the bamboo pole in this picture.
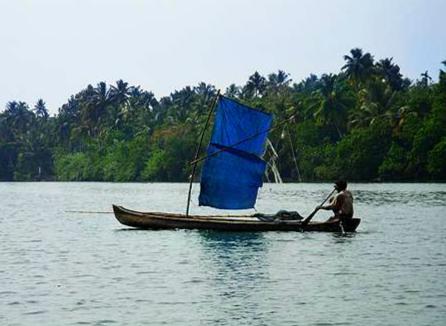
[286,124,302,182]
[185,90,220,217]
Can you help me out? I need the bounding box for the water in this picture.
[0,182,445,326]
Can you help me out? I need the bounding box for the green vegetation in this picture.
[1,49,445,182]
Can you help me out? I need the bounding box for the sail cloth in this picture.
[199,97,272,209]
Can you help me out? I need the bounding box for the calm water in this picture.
[0,182,445,326]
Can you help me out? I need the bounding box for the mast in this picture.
[185,89,220,217]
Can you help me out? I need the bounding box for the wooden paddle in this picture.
[302,188,337,227]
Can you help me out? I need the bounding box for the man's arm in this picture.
[318,194,344,211]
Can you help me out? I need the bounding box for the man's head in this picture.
[334,180,347,192]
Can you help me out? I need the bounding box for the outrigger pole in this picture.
[185,89,221,217]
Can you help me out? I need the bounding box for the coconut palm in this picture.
[419,71,432,87]
[376,58,403,90]
[243,71,267,98]
[166,86,196,123]
[342,48,374,89]
[93,82,110,105]
[439,61,446,86]
[110,79,130,105]
[268,70,292,89]
[350,78,398,128]
[5,101,34,133]
[308,74,352,139]
[138,90,158,111]
[294,74,319,93]
[34,99,49,120]
[194,82,216,101]
[225,84,241,99]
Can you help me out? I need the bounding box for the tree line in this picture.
[1,48,445,182]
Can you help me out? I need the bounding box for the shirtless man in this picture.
[317,180,354,223]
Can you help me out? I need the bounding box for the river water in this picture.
[0,182,445,325]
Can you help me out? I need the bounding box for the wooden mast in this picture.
[185,90,220,217]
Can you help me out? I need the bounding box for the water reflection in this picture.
[331,232,357,243]
[197,231,268,275]
[197,231,270,324]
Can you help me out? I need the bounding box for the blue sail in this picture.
[199,97,272,209]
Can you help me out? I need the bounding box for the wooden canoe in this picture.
[112,205,361,232]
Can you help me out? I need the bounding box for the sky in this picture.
[0,0,445,114]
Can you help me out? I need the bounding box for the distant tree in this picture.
[308,74,352,139]
[225,84,241,98]
[194,82,216,101]
[419,71,432,87]
[376,58,404,91]
[243,71,267,98]
[110,79,130,104]
[350,79,399,128]
[2,56,446,182]
[267,70,292,89]
[342,48,374,89]
[5,101,34,132]
[34,99,49,120]
[294,74,320,93]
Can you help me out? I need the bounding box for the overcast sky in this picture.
[1,0,445,113]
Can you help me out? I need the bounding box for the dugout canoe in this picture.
[112,205,360,232]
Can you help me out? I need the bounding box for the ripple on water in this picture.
[7,301,21,305]
[22,310,48,315]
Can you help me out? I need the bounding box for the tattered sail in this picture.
[199,97,272,209]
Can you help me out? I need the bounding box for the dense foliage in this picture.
[1,49,445,182]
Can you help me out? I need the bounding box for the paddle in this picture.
[301,188,337,227]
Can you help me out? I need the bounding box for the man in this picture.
[317,180,354,223]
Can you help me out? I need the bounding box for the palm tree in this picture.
[34,99,49,120]
[5,101,19,115]
[138,90,158,111]
[243,71,267,98]
[93,82,110,105]
[350,78,398,128]
[376,58,403,90]
[110,79,130,105]
[225,84,241,98]
[193,83,217,120]
[308,74,352,139]
[167,86,196,123]
[439,60,446,86]
[194,82,216,101]
[294,74,320,93]
[342,48,374,89]
[419,71,432,87]
[268,70,292,88]
[77,82,111,136]
[5,101,34,133]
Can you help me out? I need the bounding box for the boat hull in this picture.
[112,205,361,232]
